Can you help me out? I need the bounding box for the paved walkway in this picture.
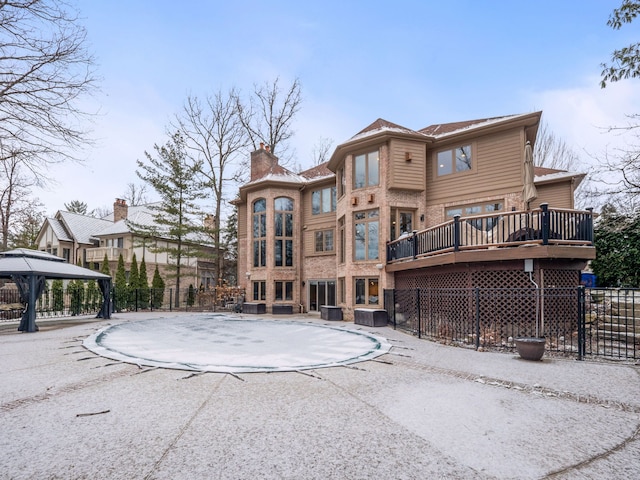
[1,312,639,479]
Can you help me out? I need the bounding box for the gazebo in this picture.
[0,249,112,332]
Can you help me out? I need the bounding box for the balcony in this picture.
[386,204,596,271]
[86,246,128,263]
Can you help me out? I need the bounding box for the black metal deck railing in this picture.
[387,203,595,263]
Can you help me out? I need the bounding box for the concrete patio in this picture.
[1,311,639,479]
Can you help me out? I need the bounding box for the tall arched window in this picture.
[252,199,266,267]
[274,197,294,267]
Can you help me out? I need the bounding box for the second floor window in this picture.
[437,145,472,176]
[312,187,336,214]
[253,199,266,267]
[314,230,334,253]
[354,150,379,188]
[354,209,379,261]
[274,197,293,267]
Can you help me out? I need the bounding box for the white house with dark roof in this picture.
[36,199,216,291]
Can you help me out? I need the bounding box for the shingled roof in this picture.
[419,113,531,138]
[349,118,417,142]
[299,162,333,181]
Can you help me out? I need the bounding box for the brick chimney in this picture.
[250,143,279,181]
[113,198,128,222]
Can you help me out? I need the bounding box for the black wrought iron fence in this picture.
[1,282,245,323]
[583,288,639,360]
[385,287,639,360]
[111,286,245,313]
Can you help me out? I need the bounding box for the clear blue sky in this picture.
[35,0,639,214]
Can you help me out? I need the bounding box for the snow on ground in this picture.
[1,311,639,479]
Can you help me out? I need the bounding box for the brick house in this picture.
[235,112,595,320]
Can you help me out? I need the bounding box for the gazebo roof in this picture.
[0,248,111,280]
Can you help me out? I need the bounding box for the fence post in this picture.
[475,288,481,350]
[453,215,461,252]
[415,288,421,339]
[586,207,594,244]
[412,231,418,259]
[541,203,550,245]
[393,289,397,329]
[579,286,586,360]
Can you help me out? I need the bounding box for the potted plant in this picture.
[515,273,546,361]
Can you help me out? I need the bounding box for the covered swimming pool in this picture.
[83,314,392,373]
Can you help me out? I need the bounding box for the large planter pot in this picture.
[515,337,546,361]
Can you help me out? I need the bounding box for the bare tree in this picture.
[0,0,96,247]
[9,203,45,249]
[122,182,149,206]
[587,121,640,212]
[0,0,96,171]
[311,136,334,166]
[174,90,247,288]
[235,77,302,160]
[534,121,581,171]
[533,121,591,209]
[0,147,37,250]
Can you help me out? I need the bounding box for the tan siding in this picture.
[302,179,337,228]
[303,227,336,257]
[426,128,523,205]
[237,204,247,238]
[388,139,426,191]
[534,182,573,209]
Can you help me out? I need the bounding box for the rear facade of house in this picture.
[235,111,595,320]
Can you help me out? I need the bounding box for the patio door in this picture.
[308,280,336,311]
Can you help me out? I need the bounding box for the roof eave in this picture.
[429,111,542,146]
[328,129,430,171]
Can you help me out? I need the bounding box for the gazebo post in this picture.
[26,274,39,332]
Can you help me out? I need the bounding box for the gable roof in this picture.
[57,211,112,244]
[351,118,417,140]
[45,217,73,242]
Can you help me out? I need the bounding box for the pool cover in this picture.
[83,315,392,373]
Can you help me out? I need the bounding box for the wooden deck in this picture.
[386,204,596,271]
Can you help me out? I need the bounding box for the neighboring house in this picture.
[235,111,595,320]
[36,199,216,292]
